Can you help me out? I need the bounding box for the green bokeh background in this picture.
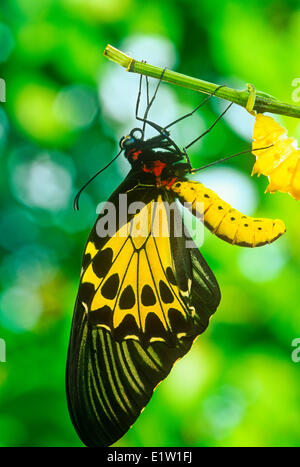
[0,0,300,447]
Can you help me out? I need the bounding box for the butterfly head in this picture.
[120,128,144,151]
[120,127,182,168]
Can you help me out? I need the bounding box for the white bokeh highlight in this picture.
[0,286,43,332]
[12,153,73,210]
[193,166,258,215]
[238,241,287,283]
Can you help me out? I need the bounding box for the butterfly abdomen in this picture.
[170,180,286,247]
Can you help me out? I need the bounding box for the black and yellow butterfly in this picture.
[66,77,286,447]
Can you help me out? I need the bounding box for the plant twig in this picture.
[104,44,300,119]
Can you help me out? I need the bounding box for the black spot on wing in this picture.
[159,280,174,304]
[82,253,92,270]
[101,273,119,300]
[88,305,112,327]
[78,282,95,308]
[144,312,169,342]
[114,314,140,341]
[92,248,113,278]
[141,285,156,306]
[166,266,177,286]
[119,285,136,310]
[168,308,189,334]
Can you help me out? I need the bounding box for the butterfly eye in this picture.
[119,135,135,149]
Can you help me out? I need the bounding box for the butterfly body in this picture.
[67,114,286,447]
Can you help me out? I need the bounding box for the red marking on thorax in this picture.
[128,149,142,161]
[161,177,178,188]
[143,160,166,177]
[143,160,178,188]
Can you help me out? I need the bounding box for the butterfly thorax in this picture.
[123,143,189,188]
[120,129,190,186]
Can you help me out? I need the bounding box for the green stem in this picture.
[104,44,300,119]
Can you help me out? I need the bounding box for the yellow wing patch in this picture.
[252,113,300,199]
[169,180,285,248]
[79,197,194,343]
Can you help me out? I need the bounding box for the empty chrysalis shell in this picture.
[252,113,300,199]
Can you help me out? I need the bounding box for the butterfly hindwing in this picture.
[66,174,220,447]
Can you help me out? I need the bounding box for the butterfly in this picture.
[252,113,300,199]
[66,76,286,447]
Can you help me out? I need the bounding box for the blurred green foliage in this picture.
[0,0,300,447]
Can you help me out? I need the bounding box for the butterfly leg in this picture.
[134,68,182,152]
[135,61,150,137]
[183,101,233,151]
[135,69,144,125]
[135,67,167,124]
[143,67,167,122]
[164,84,226,131]
[182,148,192,170]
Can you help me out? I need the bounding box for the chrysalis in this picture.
[252,113,300,199]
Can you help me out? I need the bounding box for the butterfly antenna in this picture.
[73,148,122,211]
[191,145,273,173]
